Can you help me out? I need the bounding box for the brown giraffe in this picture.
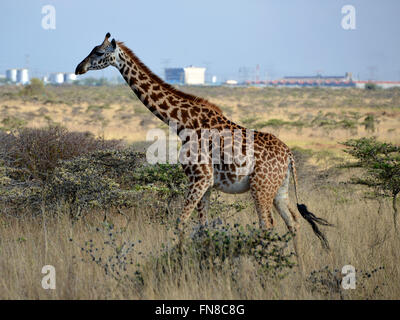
[75,33,332,252]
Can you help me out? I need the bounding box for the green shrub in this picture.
[132,163,187,198]
[311,112,357,130]
[342,137,400,230]
[0,138,188,217]
[365,82,378,90]
[362,114,376,132]
[254,119,305,129]
[44,149,187,214]
[154,223,295,279]
[0,116,27,131]
[19,78,46,96]
[338,119,357,129]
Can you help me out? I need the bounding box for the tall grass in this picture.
[0,86,399,299]
[0,148,398,299]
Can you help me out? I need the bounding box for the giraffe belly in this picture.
[213,173,250,194]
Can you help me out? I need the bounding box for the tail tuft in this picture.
[297,203,333,250]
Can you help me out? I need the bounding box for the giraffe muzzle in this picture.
[75,60,88,75]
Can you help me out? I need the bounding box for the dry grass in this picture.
[1,86,399,148]
[0,164,399,299]
[0,85,399,299]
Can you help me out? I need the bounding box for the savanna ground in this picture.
[0,83,399,299]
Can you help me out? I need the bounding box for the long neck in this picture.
[114,43,223,130]
[115,44,187,127]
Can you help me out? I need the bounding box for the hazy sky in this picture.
[1,0,400,81]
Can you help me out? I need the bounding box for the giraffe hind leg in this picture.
[250,183,275,229]
[273,168,299,234]
[273,168,302,269]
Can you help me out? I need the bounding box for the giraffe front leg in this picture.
[196,187,211,226]
[178,179,212,233]
[177,181,211,248]
[177,163,213,240]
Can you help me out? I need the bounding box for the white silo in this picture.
[63,73,77,83]
[17,69,29,84]
[6,69,18,82]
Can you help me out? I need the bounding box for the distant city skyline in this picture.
[1,1,400,81]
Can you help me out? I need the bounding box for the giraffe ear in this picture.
[111,39,116,49]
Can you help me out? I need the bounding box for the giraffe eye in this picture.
[95,51,104,56]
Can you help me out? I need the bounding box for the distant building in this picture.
[283,72,353,82]
[184,66,206,85]
[16,69,29,85]
[246,72,355,87]
[44,72,77,85]
[165,66,206,85]
[6,69,18,82]
[165,68,184,84]
[5,68,29,84]
[49,73,64,84]
[64,73,77,84]
[225,79,238,85]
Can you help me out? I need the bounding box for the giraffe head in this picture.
[75,33,117,75]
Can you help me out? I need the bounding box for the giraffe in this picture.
[75,33,332,253]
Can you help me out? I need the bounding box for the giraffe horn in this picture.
[103,33,111,44]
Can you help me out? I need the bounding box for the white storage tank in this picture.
[225,79,238,85]
[50,73,64,84]
[6,69,18,82]
[184,66,206,85]
[17,69,29,84]
[63,73,77,83]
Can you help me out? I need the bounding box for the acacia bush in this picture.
[0,129,188,218]
[152,223,295,281]
[45,150,186,215]
[45,149,145,213]
[18,78,46,96]
[0,126,122,181]
[342,137,400,230]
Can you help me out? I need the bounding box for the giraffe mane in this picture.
[117,41,223,114]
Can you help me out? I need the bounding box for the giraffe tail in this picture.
[289,154,333,250]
